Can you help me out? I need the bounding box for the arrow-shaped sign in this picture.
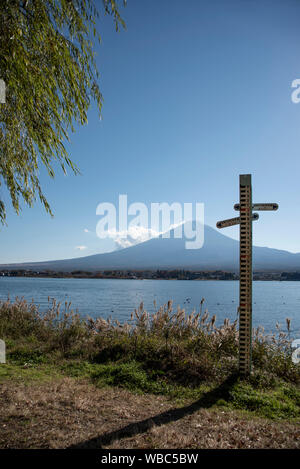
[216,213,259,229]
[234,203,278,211]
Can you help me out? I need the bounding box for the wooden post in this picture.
[216,174,278,376]
[239,174,252,375]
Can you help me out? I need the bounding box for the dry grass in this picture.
[0,377,299,449]
[0,377,173,449]
[1,297,299,385]
[109,408,300,449]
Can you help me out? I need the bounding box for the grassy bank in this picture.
[0,297,299,448]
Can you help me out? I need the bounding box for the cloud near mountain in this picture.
[109,223,185,249]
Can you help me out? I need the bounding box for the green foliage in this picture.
[0,0,126,222]
[59,359,97,377]
[87,361,208,399]
[91,361,166,394]
[8,348,47,365]
[228,381,300,420]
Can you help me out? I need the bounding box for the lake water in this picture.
[0,277,299,338]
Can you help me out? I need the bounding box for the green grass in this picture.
[0,362,63,383]
[226,381,300,420]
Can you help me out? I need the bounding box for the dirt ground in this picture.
[0,377,299,449]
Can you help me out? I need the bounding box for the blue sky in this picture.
[1,0,300,263]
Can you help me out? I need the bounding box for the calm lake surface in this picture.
[0,277,299,338]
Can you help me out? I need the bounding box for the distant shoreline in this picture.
[1,269,300,281]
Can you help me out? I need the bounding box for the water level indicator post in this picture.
[216,174,279,375]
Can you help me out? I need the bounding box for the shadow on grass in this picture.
[67,372,239,449]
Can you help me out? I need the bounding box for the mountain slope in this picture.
[1,223,300,272]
